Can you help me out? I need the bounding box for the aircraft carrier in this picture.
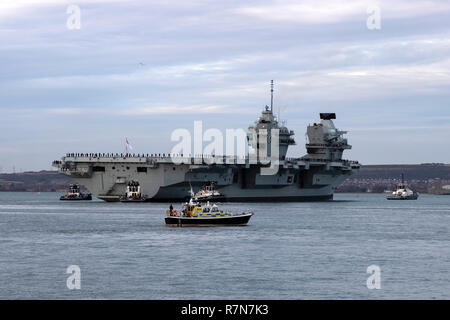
[52,85,360,202]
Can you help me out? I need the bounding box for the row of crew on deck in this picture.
[65,152,239,158]
[64,153,254,160]
[63,152,354,164]
[66,152,176,158]
[65,153,290,160]
[63,153,358,165]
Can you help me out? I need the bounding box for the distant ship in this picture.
[52,82,360,202]
[442,185,450,195]
[387,174,419,200]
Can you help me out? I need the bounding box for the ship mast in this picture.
[270,80,274,112]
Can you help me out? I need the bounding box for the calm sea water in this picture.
[0,192,449,299]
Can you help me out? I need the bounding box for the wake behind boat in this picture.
[165,199,253,227]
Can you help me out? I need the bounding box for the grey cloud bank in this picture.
[0,0,449,171]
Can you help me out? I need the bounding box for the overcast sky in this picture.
[0,0,449,172]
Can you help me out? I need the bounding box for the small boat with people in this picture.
[386,174,419,200]
[60,184,92,201]
[193,182,224,201]
[165,199,253,227]
[120,180,148,202]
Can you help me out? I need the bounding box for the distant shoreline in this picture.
[0,191,449,196]
[1,163,449,194]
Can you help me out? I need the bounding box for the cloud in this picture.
[235,0,450,24]
[41,108,85,115]
[119,104,228,115]
[236,0,365,24]
[0,0,130,19]
[281,58,450,101]
[0,0,450,170]
[8,33,450,100]
[349,125,450,132]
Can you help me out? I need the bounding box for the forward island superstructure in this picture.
[52,84,359,202]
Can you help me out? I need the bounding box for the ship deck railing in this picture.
[56,153,359,168]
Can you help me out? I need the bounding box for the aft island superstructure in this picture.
[52,84,359,202]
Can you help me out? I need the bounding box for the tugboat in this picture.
[119,180,148,202]
[193,182,224,201]
[165,199,253,227]
[60,184,92,201]
[386,174,419,200]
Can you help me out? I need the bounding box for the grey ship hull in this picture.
[53,155,359,202]
[53,105,359,202]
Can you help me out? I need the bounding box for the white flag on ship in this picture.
[126,138,133,151]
